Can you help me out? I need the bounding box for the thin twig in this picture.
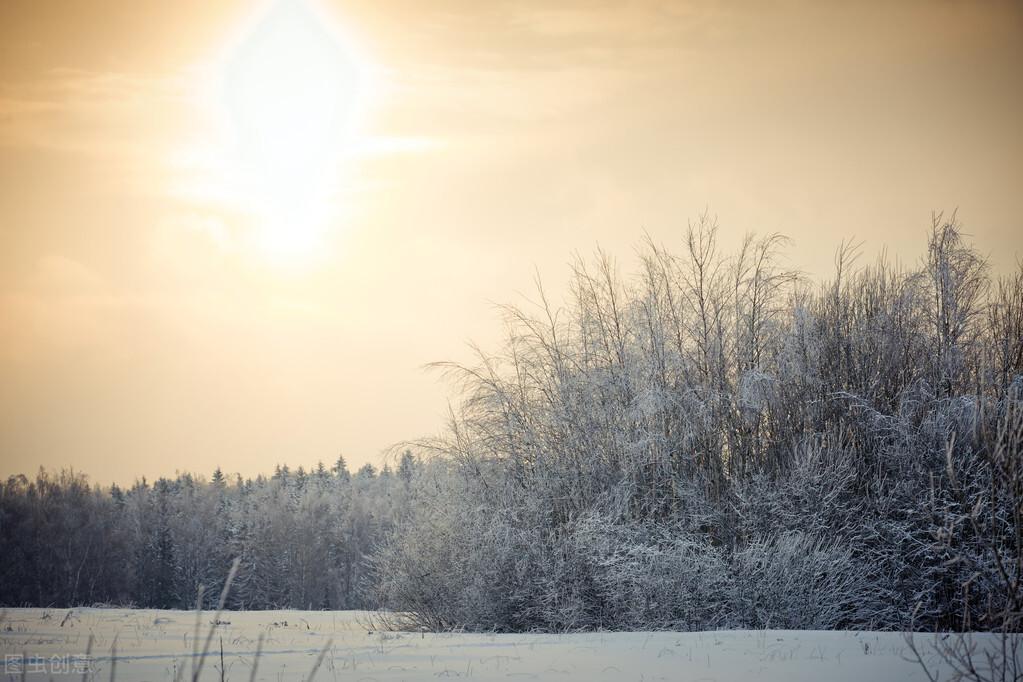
[191,586,205,682]
[108,637,117,682]
[304,639,333,682]
[81,634,93,682]
[193,558,241,682]
[247,633,264,682]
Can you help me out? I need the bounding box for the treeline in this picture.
[2,213,1021,635]
[0,455,415,609]
[371,213,1023,632]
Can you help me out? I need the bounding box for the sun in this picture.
[220,0,367,266]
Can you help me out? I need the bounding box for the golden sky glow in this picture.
[1,0,1022,483]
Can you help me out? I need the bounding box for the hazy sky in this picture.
[1,0,1021,484]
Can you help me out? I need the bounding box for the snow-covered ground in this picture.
[0,608,984,681]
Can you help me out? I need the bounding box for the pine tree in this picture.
[398,450,415,486]
[332,454,351,482]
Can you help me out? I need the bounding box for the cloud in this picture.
[29,254,106,293]
[158,212,235,252]
[0,255,113,357]
[0,68,190,161]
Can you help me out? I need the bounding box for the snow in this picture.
[0,608,988,681]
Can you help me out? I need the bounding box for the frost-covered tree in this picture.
[373,214,1023,634]
[0,458,409,610]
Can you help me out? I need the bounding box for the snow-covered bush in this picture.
[729,531,882,629]
[573,514,733,630]
[371,213,1022,634]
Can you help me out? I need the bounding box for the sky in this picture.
[1,0,1021,485]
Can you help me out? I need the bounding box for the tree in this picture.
[332,454,351,482]
[398,450,416,486]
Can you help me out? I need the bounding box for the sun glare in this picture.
[220,0,365,266]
